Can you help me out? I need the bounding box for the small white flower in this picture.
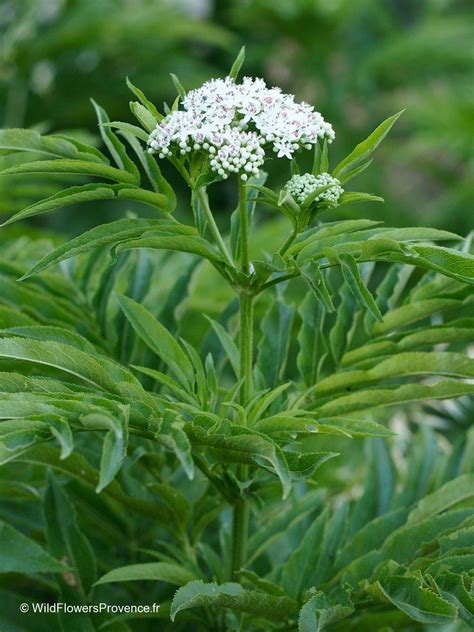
[148,76,335,180]
[285,173,344,206]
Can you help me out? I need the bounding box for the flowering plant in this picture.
[0,48,473,631]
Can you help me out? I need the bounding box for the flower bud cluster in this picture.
[285,172,344,205]
[148,76,334,180]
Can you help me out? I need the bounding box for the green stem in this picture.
[278,227,298,257]
[230,179,253,580]
[239,178,250,274]
[197,187,234,268]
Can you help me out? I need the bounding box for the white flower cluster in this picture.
[147,76,335,180]
[285,172,344,205]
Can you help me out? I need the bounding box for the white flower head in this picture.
[148,76,335,180]
[285,172,344,206]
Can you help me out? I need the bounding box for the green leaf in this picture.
[311,352,474,400]
[104,121,149,141]
[0,128,101,162]
[91,99,140,182]
[229,46,246,80]
[300,261,335,312]
[126,77,162,121]
[0,159,138,184]
[281,508,328,598]
[171,580,296,621]
[95,562,196,587]
[170,73,186,99]
[116,233,223,263]
[339,253,382,321]
[407,474,474,523]
[432,571,474,626]
[156,410,194,480]
[256,290,294,389]
[316,379,474,416]
[129,102,158,133]
[21,218,177,278]
[333,111,404,177]
[0,520,65,574]
[0,337,139,394]
[376,575,456,624]
[116,294,194,389]
[80,411,129,492]
[44,473,97,596]
[204,316,240,377]
[298,588,354,632]
[372,298,462,335]
[338,192,384,206]
[189,423,291,498]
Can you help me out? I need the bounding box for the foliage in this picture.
[0,51,473,630]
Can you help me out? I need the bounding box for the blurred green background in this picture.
[1,0,473,235]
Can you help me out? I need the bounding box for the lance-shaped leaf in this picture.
[376,574,456,624]
[338,192,384,206]
[0,128,104,162]
[80,411,129,492]
[91,99,140,181]
[299,261,335,312]
[311,352,474,400]
[333,111,404,178]
[298,588,354,632]
[229,46,246,80]
[171,580,297,622]
[315,380,474,416]
[0,520,66,574]
[188,423,291,498]
[0,159,138,184]
[256,290,294,389]
[115,232,223,263]
[338,253,382,321]
[407,474,474,524]
[44,473,97,596]
[156,410,194,480]
[204,316,240,377]
[21,218,184,278]
[117,294,195,390]
[0,337,139,394]
[96,562,197,587]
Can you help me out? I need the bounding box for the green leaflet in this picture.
[376,574,457,624]
[21,218,183,278]
[281,508,329,598]
[95,562,197,587]
[0,520,65,574]
[204,316,240,377]
[333,110,404,177]
[0,159,138,184]
[314,380,474,416]
[432,571,474,627]
[0,337,139,394]
[407,474,474,524]
[116,294,195,390]
[44,473,97,596]
[338,253,382,321]
[256,290,294,389]
[156,410,194,481]
[298,588,354,632]
[229,46,246,80]
[170,580,297,622]
[91,99,140,180]
[0,128,105,162]
[115,233,223,263]
[311,352,474,400]
[80,411,129,492]
[188,422,291,498]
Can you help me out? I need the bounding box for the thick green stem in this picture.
[230,179,253,579]
[197,187,234,268]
